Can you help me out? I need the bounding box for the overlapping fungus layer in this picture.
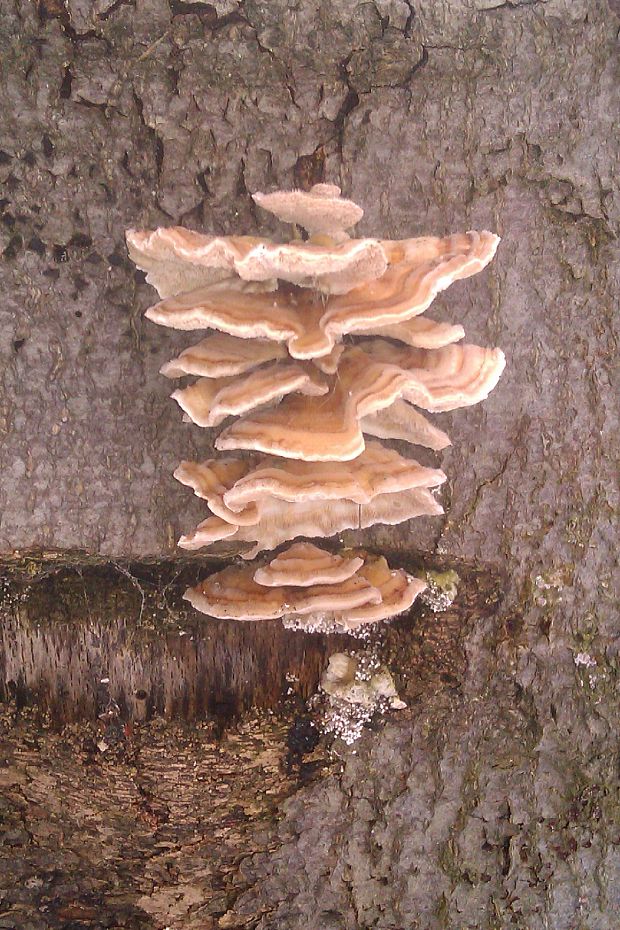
[127,183,505,629]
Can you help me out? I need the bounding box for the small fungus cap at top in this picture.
[253,183,364,240]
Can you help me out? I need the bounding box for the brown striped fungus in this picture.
[127,183,505,631]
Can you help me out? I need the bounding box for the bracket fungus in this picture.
[128,183,505,628]
[173,444,446,557]
[184,543,426,633]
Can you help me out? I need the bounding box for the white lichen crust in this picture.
[318,651,407,745]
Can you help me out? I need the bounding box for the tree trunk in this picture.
[0,0,618,928]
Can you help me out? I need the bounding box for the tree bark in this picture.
[1,0,619,928]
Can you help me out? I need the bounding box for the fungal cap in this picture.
[360,340,507,412]
[337,555,427,627]
[183,546,426,630]
[360,401,452,451]
[129,225,387,296]
[126,227,267,298]
[160,334,286,379]
[183,562,382,621]
[358,315,465,349]
[214,342,501,461]
[177,487,444,558]
[253,183,364,240]
[141,231,500,357]
[222,441,446,512]
[170,361,328,428]
[253,543,365,587]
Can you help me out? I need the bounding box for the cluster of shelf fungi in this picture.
[127,184,504,632]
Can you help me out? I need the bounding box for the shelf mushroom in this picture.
[128,183,505,609]
[184,543,427,632]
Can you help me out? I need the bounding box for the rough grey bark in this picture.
[0,0,619,929]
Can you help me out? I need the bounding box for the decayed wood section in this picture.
[0,704,304,930]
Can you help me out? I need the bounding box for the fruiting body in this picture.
[128,185,504,626]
